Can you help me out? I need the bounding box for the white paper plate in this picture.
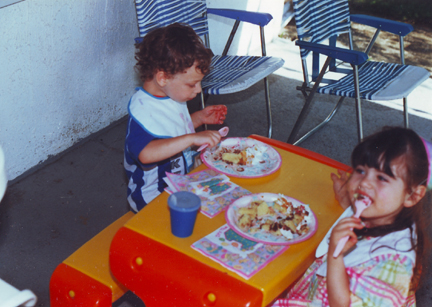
[201,137,282,178]
[225,193,318,245]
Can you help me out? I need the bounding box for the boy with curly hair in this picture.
[125,23,227,212]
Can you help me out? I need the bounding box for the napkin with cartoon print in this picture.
[164,169,251,218]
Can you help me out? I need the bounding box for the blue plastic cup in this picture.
[168,191,201,238]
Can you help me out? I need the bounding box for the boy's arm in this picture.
[138,131,221,164]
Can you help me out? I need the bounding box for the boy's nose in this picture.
[195,82,202,94]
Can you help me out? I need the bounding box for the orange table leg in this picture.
[110,227,263,307]
[50,263,112,307]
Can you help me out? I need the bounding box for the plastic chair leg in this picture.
[0,289,37,307]
[0,278,37,307]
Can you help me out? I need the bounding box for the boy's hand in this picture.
[194,130,222,148]
[331,170,350,209]
[139,131,221,164]
[328,217,363,257]
[197,105,227,125]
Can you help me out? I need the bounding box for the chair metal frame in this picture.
[287,0,429,145]
[201,8,274,136]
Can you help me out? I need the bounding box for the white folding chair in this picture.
[134,0,285,138]
[0,149,37,307]
[0,146,6,202]
[0,279,37,307]
[287,0,430,144]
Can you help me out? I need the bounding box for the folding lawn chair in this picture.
[287,0,430,145]
[134,0,285,138]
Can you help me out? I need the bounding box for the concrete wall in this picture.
[0,0,139,181]
[0,0,283,181]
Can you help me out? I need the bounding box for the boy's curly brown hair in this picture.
[135,23,213,83]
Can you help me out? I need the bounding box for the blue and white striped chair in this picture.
[287,0,430,144]
[134,0,285,138]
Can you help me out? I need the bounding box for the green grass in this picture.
[349,0,432,27]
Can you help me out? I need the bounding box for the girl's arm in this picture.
[191,105,227,128]
[326,217,364,306]
[327,255,351,306]
[138,130,221,164]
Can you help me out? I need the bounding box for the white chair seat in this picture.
[317,62,430,100]
[203,56,285,95]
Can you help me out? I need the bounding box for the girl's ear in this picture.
[155,70,168,87]
[404,185,427,208]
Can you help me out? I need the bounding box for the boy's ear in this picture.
[404,185,427,208]
[155,70,168,87]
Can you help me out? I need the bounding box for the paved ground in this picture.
[0,38,431,306]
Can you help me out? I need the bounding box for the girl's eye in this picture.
[355,167,365,174]
[377,175,388,182]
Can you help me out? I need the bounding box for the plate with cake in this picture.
[225,193,318,245]
[200,137,282,178]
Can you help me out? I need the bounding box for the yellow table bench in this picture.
[50,211,134,306]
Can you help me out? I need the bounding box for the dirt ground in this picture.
[282,21,432,76]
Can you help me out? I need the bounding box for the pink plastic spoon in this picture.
[333,195,371,258]
[197,126,229,152]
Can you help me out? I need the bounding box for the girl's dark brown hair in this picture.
[351,126,431,291]
[134,23,213,83]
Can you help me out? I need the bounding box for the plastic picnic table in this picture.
[109,135,350,307]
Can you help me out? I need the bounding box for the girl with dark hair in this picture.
[272,127,432,307]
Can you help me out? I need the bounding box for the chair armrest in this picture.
[350,14,413,36]
[296,40,368,65]
[207,8,273,26]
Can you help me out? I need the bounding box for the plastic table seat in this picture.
[50,211,134,307]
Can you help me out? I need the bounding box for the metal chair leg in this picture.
[259,26,273,139]
[352,65,363,142]
[287,57,332,144]
[292,96,345,145]
[200,91,206,110]
[403,97,409,128]
[263,77,273,138]
[200,91,208,130]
